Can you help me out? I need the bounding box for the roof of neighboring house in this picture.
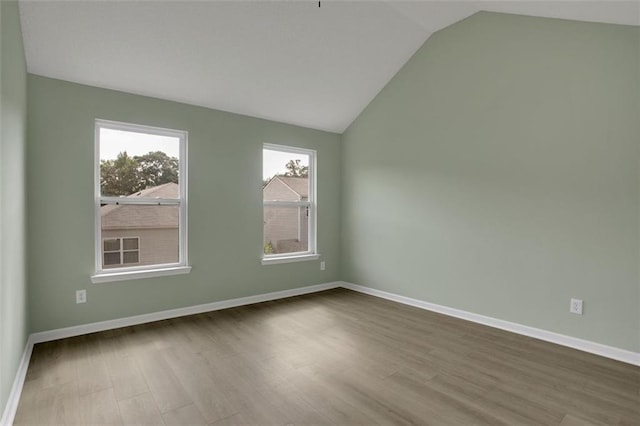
[101,182,179,230]
[278,176,308,198]
[264,176,308,200]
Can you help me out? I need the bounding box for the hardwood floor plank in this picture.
[161,346,239,423]
[73,336,113,396]
[106,355,149,401]
[13,380,72,425]
[76,387,123,425]
[559,413,610,426]
[118,392,166,426]
[33,339,78,390]
[134,349,193,414]
[161,404,208,426]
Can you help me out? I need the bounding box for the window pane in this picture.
[103,238,120,252]
[263,149,309,202]
[103,252,120,265]
[101,204,179,269]
[263,205,309,255]
[100,128,180,197]
[123,251,139,264]
[123,237,139,250]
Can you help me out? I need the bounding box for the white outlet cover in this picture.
[570,298,583,315]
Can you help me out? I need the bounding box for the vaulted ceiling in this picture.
[19,1,640,133]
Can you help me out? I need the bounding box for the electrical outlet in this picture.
[76,289,87,304]
[570,298,583,315]
[320,261,326,271]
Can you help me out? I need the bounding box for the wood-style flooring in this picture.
[14,288,640,425]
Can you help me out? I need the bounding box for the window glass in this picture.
[263,206,309,255]
[99,128,180,197]
[263,145,315,258]
[122,237,138,250]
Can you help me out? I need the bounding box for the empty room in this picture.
[1,0,639,424]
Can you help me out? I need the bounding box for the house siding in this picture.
[263,177,309,254]
[263,206,308,253]
[102,228,179,269]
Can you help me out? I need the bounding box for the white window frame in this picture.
[91,119,191,283]
[262,143,319,265]
[102,237,140,266]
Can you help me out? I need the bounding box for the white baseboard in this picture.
[30,282,342,344]
[340,281,640,367]
[1,281,341,425]
[0,335,34,426]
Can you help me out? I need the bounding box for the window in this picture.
[262,144,318,264]
[92,120,190,283]
[103,237,140,267]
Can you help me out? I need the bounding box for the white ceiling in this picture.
[19,1,640,133]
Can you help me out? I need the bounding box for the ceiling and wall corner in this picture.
[17,0,640,133]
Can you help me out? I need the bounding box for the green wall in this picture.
[0,0,28,416]
[341,12,640,352]
[27,75,341,332]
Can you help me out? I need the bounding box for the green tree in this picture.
[100,151,179,196]
[135,151,179,189]
[100,152,142,196]
[283,159,308,177]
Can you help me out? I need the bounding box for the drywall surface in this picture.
[27,75,341,332]
[341,12,640,352]
[0,0,28,416]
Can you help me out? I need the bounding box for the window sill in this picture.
[91,265,192,284]
[261,254,320,266]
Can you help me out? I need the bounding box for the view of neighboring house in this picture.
[263,176,309,254]
[101,182,179,268]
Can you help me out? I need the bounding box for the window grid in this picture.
[103,237,140,266]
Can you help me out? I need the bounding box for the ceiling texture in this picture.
[19,1,640,133]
